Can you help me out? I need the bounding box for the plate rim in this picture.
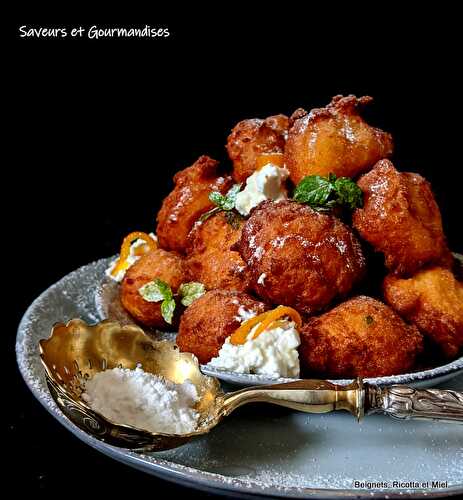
[16,258,463,499]
[201,357,463,387]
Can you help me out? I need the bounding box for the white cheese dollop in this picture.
[235,163,289,216]
[207,320,300,378]
[105,233,157,282]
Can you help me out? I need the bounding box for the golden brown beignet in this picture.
[384,267,463,358]
[300,296,423,378]
[186,212,251,292]
[227,114,289,183]
[176,289,268,364]
[120,249,188,329]
[156,155,232,253]
[285,95,393,184]
[353,159,451,276]
[235,200,366,314]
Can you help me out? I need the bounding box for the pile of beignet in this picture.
[115,95,463,378]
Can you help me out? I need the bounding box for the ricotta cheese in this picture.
[207,320,300,378]
[235,163,289,216]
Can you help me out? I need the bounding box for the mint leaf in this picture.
[221,183,242,210]
[138,279,176,324]
[200,183,243,225]
[138,279,172,302]
[293,174,363,211]
[293,175,334,207]
[334,177,363,210]
[209,183,242,211]
[161,299,176,324]
[179,282,206,306]
[209,191,228,209]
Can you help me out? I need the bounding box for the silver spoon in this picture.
[40,319,463,451]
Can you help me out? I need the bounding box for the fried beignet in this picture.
[284,95,393,184]
[176,289,268,364]
[384,267,463,358]
[226,115,289,183]
[186,212,251,292]
[235,200,366,314]
[156,155,233,253]
[120,249,188,329]
[300,296,423,378]
[353,159,451,276]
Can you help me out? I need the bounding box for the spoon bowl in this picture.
[39,319,225,450]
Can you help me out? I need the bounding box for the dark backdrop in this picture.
[8,12,462,496]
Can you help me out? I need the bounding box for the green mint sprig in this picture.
[178,282,206,306]
[200,183,243,225]
[293,173,363,211]
[138,279,206,324]
[138,279,176,324]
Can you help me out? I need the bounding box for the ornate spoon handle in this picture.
[366,385,463,424]
[219,379,364,419]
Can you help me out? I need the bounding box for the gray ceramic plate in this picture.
[16,258,463,498]
[94,257,463,389]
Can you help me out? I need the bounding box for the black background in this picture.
[7,11,462,496]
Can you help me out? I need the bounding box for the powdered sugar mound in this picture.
[82,367,199,435]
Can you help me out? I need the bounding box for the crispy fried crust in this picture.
[284,95,393,184]
[384,267,463,358]
[353,159,451,276]
[299,296,423,378]
[235,200,366,314]
[226,115,289,183]
[176,289,268,364]
[186,212,251,292]
[156,155,233,253]
[120,249,188,329]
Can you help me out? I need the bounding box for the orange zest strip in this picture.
[251,306,302,339]
[111,231,157,277]
[230,305,302,345]
[230,311,269,345]
[133,244,151,256]
[265,319,288,330]
[256,153,285,170]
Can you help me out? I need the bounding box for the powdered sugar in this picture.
[233,264,246,274]
[253,246,264,260]
[82,366,199,435]
[257,272,266,285]
[235,305,257,323]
